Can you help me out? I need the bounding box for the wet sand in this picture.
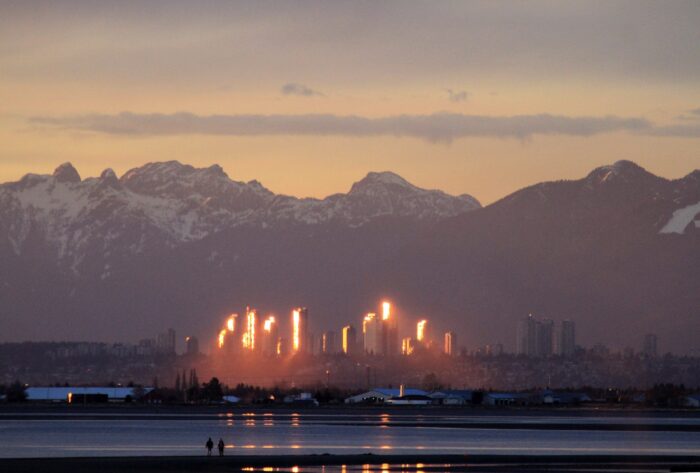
[1,454,699,472]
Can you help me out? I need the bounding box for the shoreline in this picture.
[2,454,700,472]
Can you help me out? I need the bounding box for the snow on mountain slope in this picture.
[660,201,700,234]
[0,162,480,264]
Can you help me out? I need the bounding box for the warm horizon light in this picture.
[1,2,699,205]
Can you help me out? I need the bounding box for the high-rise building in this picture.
[516,315,554,357]
[185,336,199,356]
[261,315,278,356]
[379,301,399,357]
[401,337,415,355]
[363,313,380,354]
[221,314,240,354]
[444,331,457,356]
[156,328,176,354]
[292,307,309,354]
[342,325,357,355]
[537,319,554,357]
[558,320,576,356]
[416,319,429,345]
[643,333,658,357]
[322,331,337,354]
[242,307,258,351]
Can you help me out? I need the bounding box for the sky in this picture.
[1,0,700,204]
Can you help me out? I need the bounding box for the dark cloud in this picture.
[30,111,652,143]
[446,89,468,103]
[281,83,324,97]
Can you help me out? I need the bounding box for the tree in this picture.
[421,372,443,392]
[202,377,224,403]
[6,381,27,402]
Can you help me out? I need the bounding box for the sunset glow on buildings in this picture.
[214,301,449,360]
[292,307,308,354]
[417,319,428,343]
[242,308,257,351]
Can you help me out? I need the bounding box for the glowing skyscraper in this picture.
[292,307,309,354]
[363,313,380,354]
[342,325,357,355]
[379,301,398,357]
[444,331,457,356]
[242,307,257,351]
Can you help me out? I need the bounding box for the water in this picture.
[1,410,699,458]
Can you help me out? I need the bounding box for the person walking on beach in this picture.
[218,438,225,456]
[205,437,214,456]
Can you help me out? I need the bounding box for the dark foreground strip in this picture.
[1,454,699,473]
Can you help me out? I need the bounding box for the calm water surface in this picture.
[1,411,699,458]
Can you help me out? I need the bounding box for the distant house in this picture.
[429,390,474,405]
[25,386,153,403]
[483,392,528,406]
[685,394,700,408]
[222,395,241,404]
[345,388,427,404]
[385,394,433,406]
[541,391,592,405]
[284,392,319,406]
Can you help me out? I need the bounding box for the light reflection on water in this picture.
[1,412,700,458]
[239,465,469,473]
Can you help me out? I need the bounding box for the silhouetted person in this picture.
[218,438,225,456]
[205,437,214,456]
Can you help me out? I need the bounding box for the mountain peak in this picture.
[364,171,413,186]
[99,168,120,188]
[586,160,656,185]
[349,171,418,195]
[53,162,81,183]
[205,164,228,178]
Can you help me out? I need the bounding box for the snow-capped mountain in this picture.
[0,159,697,353]
[0,161,480,267]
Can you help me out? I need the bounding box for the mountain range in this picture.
[0,160,698,354]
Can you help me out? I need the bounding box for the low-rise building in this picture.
[345,388,427,404]
[25,386,153,403]
[685,394,700,408]
[483,392,528,406]
[429,390,474,405]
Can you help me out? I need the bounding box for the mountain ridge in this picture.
[0,159,698,353]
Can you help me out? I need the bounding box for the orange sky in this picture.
[1,1,699,204]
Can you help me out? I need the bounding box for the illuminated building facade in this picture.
[416,319,429,345]
[401,337,415,355]
[262,315,278,356]
[379,301,399,357]
[242,307,258,351]
[342,325,357,355]
[292,307,309,354]
[363,313,380,354]
[444,331,456,356]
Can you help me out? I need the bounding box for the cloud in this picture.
[645,124,700,138]
[30,111,654,143]
[281,83,324,97]
[446,89,468,103]
[691,108,700,116]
